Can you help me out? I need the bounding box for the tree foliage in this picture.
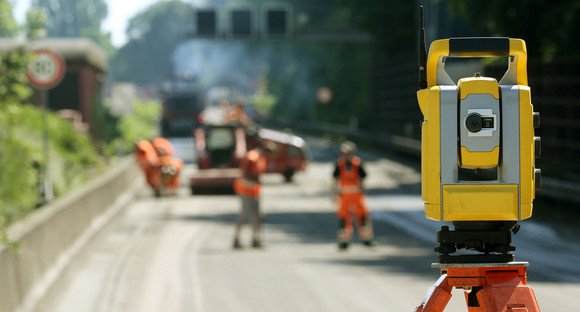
[105,100,161,156]
[32,0,113,54]
[306,43,370,126]
[0,0,17,37]
[251,67,277,117]
[32,0,107,36]
[0,48,35,224]
[337,0,415,54]
[0,47,32,105]
[0,47,104,231]
[0,1,105,244]
[449,0,580,59]
[25,7,48,40]
[111,0,193,84]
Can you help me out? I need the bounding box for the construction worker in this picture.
[232,139,273,249]
[152,137,183,196]
[228,99,251,126]
[152,137,176,156]
[135,140,161,194]
[332,141,374,249]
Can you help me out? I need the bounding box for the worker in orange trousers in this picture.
[135,140,162,193]
[332,141,374,250]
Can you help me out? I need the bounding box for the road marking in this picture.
[96,203,157,312]
[180,221,211,312]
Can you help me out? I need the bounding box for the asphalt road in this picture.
[46,136,580,312]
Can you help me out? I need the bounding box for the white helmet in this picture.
[340,141,356,154]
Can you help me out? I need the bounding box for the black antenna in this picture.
[419,5,427,90]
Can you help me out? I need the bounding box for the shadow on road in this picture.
[162,204,580,284]
[164,209,440,279]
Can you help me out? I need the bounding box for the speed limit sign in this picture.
[27,48,65,89]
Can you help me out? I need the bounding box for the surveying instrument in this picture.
[414,6,541,312]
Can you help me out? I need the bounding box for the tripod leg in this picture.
[507,286,541,312]
[415,274,453,312]
[462,271,541,312]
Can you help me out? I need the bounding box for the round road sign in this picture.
[27,48,66,89]
[316,86,333,104]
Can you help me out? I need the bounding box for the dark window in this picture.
[48,73,79,111]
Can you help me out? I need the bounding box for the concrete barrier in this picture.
[0,158,142,312]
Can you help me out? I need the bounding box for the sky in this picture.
[13,0,162,47]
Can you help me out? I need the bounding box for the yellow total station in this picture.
[417,37,541,222]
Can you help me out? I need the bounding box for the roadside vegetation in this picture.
[0,47,103,237]
[0,0,161,241]
[104,100,161,157]
[0,49,158,242]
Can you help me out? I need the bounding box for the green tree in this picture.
[111,0,193,83]
[0,0,17,37]
[105,100,161,156]
[449,0,580,59]
[305,42,370,126]
[32,0,113,54]
[32,0,107,36]
[0,47,32,107]
[251,67,277,117]
[338,0,415,54]
[0,4,105,238]
[25,7,48,40]
[0,47,35,232]
[0,47,104,232]
[80,27,116,56]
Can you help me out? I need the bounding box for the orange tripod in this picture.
[415,262,540,312]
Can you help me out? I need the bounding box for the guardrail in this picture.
[269,119,580,204]
[0,158,142,312]
[270,119,421,156]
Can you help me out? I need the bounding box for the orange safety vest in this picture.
[152,137,175,156]
[337,156,363,194]
[234,149,266,197]
[136,140,159,170]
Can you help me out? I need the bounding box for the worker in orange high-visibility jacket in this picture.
[332,141,374,250]
[135,140,161,194]
[232,140,273,249]
[152,137,176,156]
[152,137,183,196]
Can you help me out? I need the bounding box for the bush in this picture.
[0,104,104,227]
[104,99,161,156]
[0,47,160,240]
[0,47,104,233]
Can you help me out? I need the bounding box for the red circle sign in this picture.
[27,48,66,89]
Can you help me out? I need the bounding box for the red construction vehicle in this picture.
[258,128,310,182]
[189,109,310,194]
